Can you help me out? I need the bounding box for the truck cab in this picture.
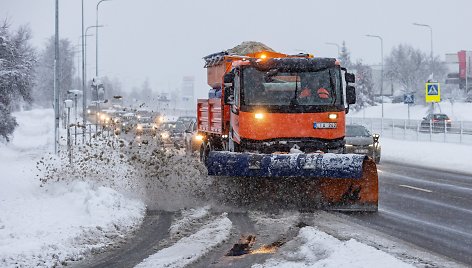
[198,50,356,156]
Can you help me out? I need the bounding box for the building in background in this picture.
[445,50,472,93]
[179,76,195,110]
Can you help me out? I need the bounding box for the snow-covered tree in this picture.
[338,41,352,68]
[385,44,446,103]
[351,61,375,111]
[0,21,36,141]
[32,37,75,107]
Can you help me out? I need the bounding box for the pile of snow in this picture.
[136,213,232,268]
[253,226,413,268]
[228,41,274,55]
[0,109,146,267]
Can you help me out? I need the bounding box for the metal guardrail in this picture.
[347,117,472,145]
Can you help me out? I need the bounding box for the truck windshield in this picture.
[242,67,342,106]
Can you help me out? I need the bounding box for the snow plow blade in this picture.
[206,152,378,212]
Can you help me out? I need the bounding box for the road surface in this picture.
[350,161,472,265]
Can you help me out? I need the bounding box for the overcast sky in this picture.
[2,0,471,98]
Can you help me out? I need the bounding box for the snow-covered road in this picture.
[1,108,471,267]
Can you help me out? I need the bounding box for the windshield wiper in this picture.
[290,74,299,106]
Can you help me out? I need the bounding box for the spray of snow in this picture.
[0,109,146,267]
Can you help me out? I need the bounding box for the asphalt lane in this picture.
[350,161,472,265]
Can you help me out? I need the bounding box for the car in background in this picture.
[176,116,197,127]
[121,112,137,134]
[345,124,381,164]
[419,113,451,132]
[184,120,204,152]
[135,116,158,136]
[159,121,187,147]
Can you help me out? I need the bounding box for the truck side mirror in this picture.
[373,133,380,143]
[346,85,356,105]
[345,73,355,84]
[224,86,234,105]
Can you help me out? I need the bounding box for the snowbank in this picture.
[253,226,413,268]
[0,109,146,267]
[381,137,472,174]
[135,213,232,268]
[349,102,472,122]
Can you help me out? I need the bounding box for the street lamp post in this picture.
[413,23,434,113]
[413,23,433,64]
[54,0,60,154]
[96,0,112,78]
[325,42,340,57]
[366,34,384,121]
[81,0,86,143]
[85,26,102,86]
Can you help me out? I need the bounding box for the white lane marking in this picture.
[399,184,433,193]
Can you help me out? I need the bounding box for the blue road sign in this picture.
[404,94,414,104]
[427,84,439,95]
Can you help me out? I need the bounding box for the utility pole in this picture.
[54,0,60,154]
[81,0,86,143]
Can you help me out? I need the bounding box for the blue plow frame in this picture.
[206,151,367,179]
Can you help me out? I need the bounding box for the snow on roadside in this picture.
[135,213,232,268]
[349,102,472,122]
[252,226,413,268]
[381,137,472,174]
[0,109,146,267]
[169,206,211,238]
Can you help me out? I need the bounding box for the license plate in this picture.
[355,149,369,154]
[313,122,337,129]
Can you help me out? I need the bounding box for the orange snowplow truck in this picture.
[197,47,378,211]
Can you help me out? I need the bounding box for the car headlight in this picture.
[195,134,204,141]
[345,144,353,147]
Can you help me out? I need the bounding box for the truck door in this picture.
[230,70,241,147]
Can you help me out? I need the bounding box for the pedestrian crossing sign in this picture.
[425,82,440,102]
[404,93,414,104]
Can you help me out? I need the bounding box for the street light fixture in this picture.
[366,34,384,121]
[96,0,112,78]
[325,42,340,57]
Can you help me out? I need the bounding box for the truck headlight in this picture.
[254,113,264,119]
